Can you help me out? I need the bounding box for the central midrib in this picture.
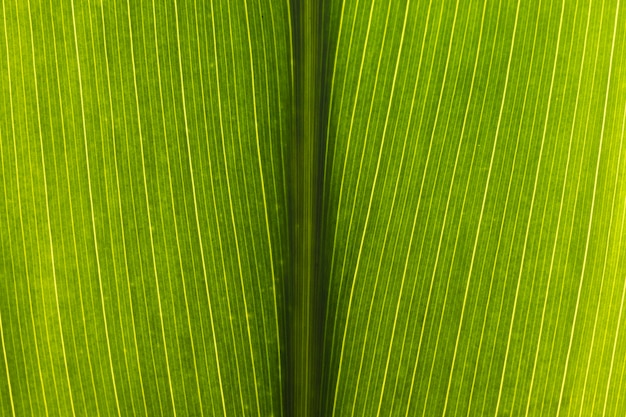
[288,0,325,416]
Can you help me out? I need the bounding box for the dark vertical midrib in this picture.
[288,0,325,416]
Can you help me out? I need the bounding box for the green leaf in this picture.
[320,0,626,415]
[1,0,290,415]
[1,0,625,416]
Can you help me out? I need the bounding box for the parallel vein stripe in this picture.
[26,0,76,414]
[438,0,488,412]
[70,0,122,414]
[556,0,620,413]
[324,0,378,409]
[242,0,266,415]
[0,312,16,416]
[330,0,395,414]
[602,98,626,417]
[57,3,102,412]
[111,1,153,414]
[421,1,520,415]
[11,2,49,414]
[493,0,564,413]
[208,0,244,413]
[98,0,146,413]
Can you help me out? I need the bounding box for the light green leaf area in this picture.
[0,0,290,416]
[320,0,626,416]
[1,0,625,416]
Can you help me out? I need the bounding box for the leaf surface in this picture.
[0,0,291,415]
[1,0,626,416]
[320,0,626,416]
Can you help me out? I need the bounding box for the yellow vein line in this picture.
[20,3,62,410]
[562,3,607,414]
[494,1,564,414]
[69,1,121,414]
[451,7,505,416]
[512,0,559,400]
[0,77,19,417]
[414,0,518,414]
[579,15,624,417]
[323,0,367,360]
[394,2,450,414]
[135,3,181,408]
[132,9,174,411]
[452,18,501,417]
[556,0,620,413]
[98,0,147,413]
[392,3,454,413]
[601,101,626,417]
[50,1,100,412]
[85,0,141,412]
[330,0,394,414]
[380,1,436,414]
[125,0,177,414]
[69,5,111,414]
[324,0,377,408]
[251,4,283,411]
[174,2,226,412]
[84,2,121,407]
[194,2,236,415]
[483,0,550,411]
[319,0,353,400]
[241,1,275,413]
[563,1,611,410]
[1,4,34,413]
[320,0,349,222]
[267,0,289,251]
[40,0,88,412]
[179,0,236,415]
[0,7,33,416]
[54,4,101,412]
[0,311,15,416]
[320,0,349,215]
[180,6,211,412]
[92,0,141,411]
[224,1,266,411]
[590,68,625,417]
[435,1,486,414]
[475,3,541,408]
[336,2,412,415]
[1,127,22,416]
[373,2,449,413]
[208,1,241,413]
[152,1,206,415]
[266,2,287,413]
[67,6,110,413]
[536,1,593,413]
[413,3,476,413]
[193,15,222,414]
[141,2,191,414]
[25,0,76,414]
[501,0,556,409]
[388,1,444,413]
[522,0,582,413]
[449,5,499,413]
[221,1,256,411]
[109,1,153,414]
[350,5,425,416]
[11,1,49,414]
[458,4,503,415]
[554,2,602,415]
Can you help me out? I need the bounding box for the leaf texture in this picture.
[1,0,626,416]
[0,0,291,415]
[320,0,626,416]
